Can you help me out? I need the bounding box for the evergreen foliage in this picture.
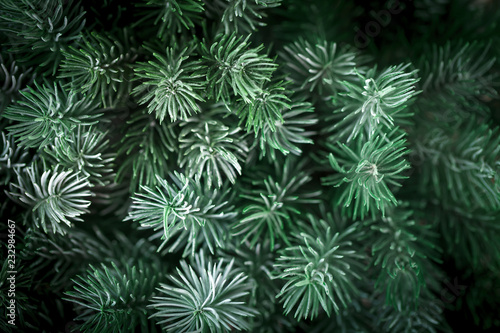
[255,98,317,160]
[204,0,282,34]
[149,251,257,332]
[0,131,30,186]
[411,118,500,210]
[59,228,166,332]
[234,79,290,134]
[59,30,137,107]
[178,108,249,188]
[324,64,420,143]
[0,0,86,75]
[364,204,442,311]
[222,240,295,332]
[0,0,499,332]
[127,172,236,256]
[133,46,206,123]
[20,227,114,291]
[322,129,411,219]
[66,260,164,333]
[274,212,364,320]
[414,41,497,120]
[374,295,448,333]
[0,54,34,113]
[8,164,92,234]
[233,157,321,250]
[135,0,204,37]
[201,33,277,103]
[437,205,500,273]
[280,39,368,96]
[115,107,178,193]
[43,125,115,186]
[4,82,102,148]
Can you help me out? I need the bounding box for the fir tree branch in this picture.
[434,204,500,272]
[149,250,257,332]
[234,79,291,135]
[59,29,138,107]
[255,97,317,160]
[133,45,206,123]
[134,0,205,37]
[222,240,296,333]
[8,163,92,234]
[373,293,450,333]
[201,33,277,103]
[178,107,249,188]
[204,0,282,34]
[4,81,102,148]
[127,172,236,256]
[0,0,86,75]
[414,41,498,120]
[20,226,114,291]
[274,213,365,320]
[364,204,442,311]
[232,156,321,250]
[0,130,30,186]
[65,259,165,333]
[115,108,178,193]
[324,64,420,143]
[0,54,34,113]
[280,38,370,96]
[411,118,500,210]
[322,129,411,219]
[42,125,115,187]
